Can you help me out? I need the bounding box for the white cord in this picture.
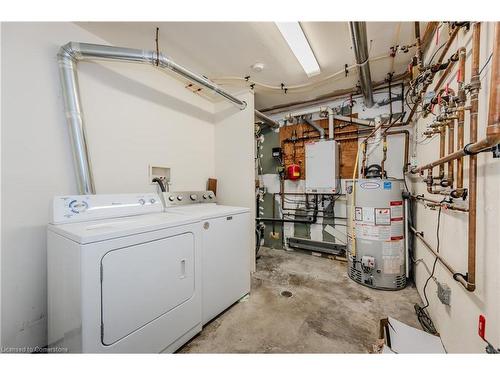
[210,53,393,92]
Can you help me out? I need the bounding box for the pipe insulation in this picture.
[58,42,248,194]
[348,22,375,108]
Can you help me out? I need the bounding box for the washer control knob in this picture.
[177,195,183,201]
[150,198,156,204]
[138,198,146,205]
[208,193,214,199]
[190,194,198,201]
[168,196,175,202]
[203,194,208,199]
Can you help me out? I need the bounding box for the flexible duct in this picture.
[58,42,247,194]
[348,22,374,108]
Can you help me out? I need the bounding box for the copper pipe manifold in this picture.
[410,22,500,292]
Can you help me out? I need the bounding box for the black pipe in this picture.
[257,217,316,224]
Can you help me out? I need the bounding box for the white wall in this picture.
[1,22,253,349]
[411,22,500,352]
[214,90,256,269]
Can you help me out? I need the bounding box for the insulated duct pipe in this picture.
[348,22,374,108]
[303,116,325,139]
[255,109,280,128]
[58,42,248,194]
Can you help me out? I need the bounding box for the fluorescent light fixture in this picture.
[275,22,320,77]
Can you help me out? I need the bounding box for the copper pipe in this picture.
[447,120,455,187]
[421,22,440,55]
[433,51,459,92]
[415,22,424,71]
[435,26,461,66]
[457,47,466,188]
[410,194,469,212]
[410,225,459,277]
[487,23,500,139]
[458,22,481,292]
[439,126,446,178]
[404,25,461,125]
[412,23,500,292]
[360,119,388,178]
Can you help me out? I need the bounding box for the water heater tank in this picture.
[346,179,407,290]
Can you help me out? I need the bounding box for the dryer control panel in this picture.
[163,191,216,206]
[50,193,163,224]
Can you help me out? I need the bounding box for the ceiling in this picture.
[77,22,422,110]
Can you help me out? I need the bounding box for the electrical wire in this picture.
[211,53,396,93]
[414,199,445,335]
[479,52,494,76]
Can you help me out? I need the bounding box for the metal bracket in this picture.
[492,144,500,158]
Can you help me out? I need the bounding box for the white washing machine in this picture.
[47,193,202,353]
[163,191,251,324]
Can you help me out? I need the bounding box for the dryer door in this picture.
[101,233,195,345]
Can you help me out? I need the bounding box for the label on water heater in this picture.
[375,208,391,225]
[355,207,363,221]
[390,217,404,240]
[362,207,375,223]
[390,201,404,218]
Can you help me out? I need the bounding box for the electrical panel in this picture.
[305,140,339,194]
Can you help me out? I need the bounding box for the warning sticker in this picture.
[355,223,379,241]
[390,217,404,240]
[390,201,404,218]
[378,226,391,241]
[375,208,391,225]
[355,223,390,241]
[382,240,404,265]
[362,207,375,224]
[355,207,363,221]
[383,256,401,274]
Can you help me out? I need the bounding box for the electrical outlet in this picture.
[437,282,451,305]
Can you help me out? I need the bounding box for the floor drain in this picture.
[280,290,293,298]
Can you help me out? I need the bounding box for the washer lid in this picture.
[48,212,199,244]
[165,204,250,220]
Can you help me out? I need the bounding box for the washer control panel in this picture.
[163,191,216,206]
[50,193,163,224]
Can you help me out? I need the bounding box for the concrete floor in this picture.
[180,247,422,353]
